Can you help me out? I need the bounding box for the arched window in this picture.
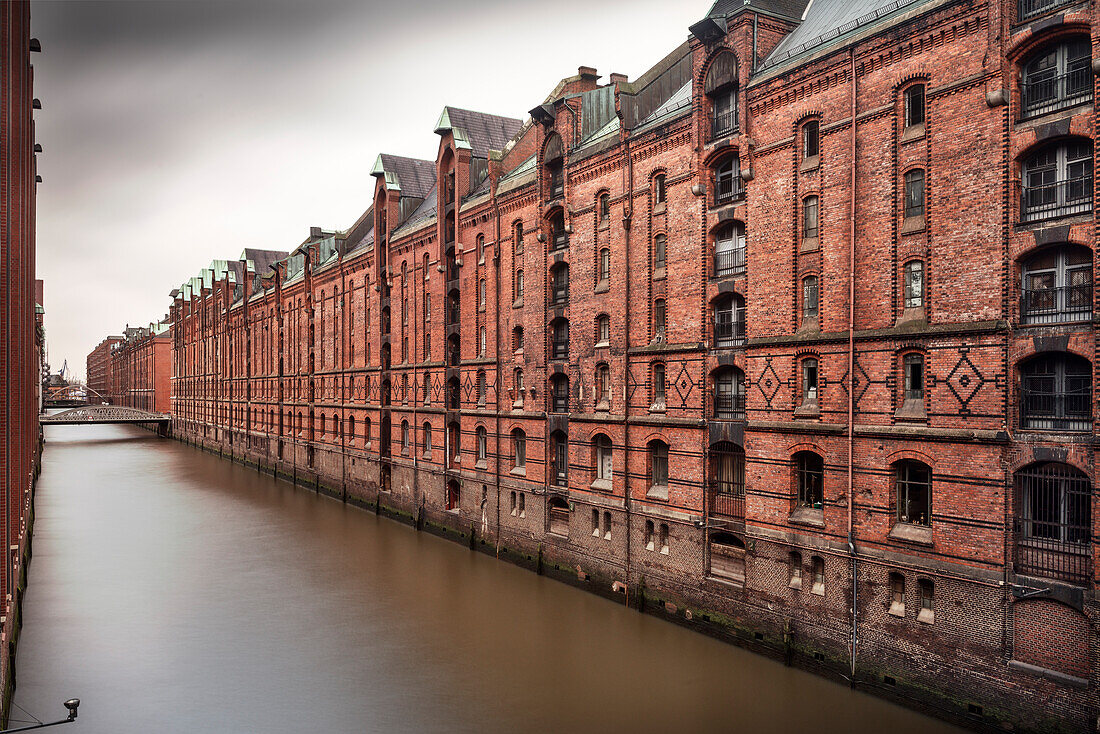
[511,428,526,469]
[654,299,666,343]
[705,50,739,139]
[551,318,569,360]
[649,439,669,490]
[544,133,564,199]
[1015,462,1091,584]
[1020,353,1091,431]
[478,327,486,357]
[904,169,925,220]
[447,421,461,464]
[653,173,666,206]
[447,376,460,410]
[363,416,371,445]
[550,431,569,487]
[593,434,612,483]
[423,422,432,454]
[476,370,486,405]
[595,314,610,346]
[714,155,742,206]
[811,556,825,595]
[513,220,524,256]
[1022,39,1091,118]
[595,364,611,408]
[802,119,820,159]
[713,367,745,420]
[801,276,819,326]
[476,426,487,463]
[550,373,569,413]
[514,269,524,303]
[551,263,569,305]
[789,552,803,588]
[513,369,524,405]
[1021,245,1092,323]
[895,460,932,526]
[512,326,524,353]
[1022,140,1093,221]
[477,234,486,264]
[651,363,666,409]
[794,451,824,509]
[917,579,934,623]
[598,192,610,222]
[598,247,611,283]
[348,415,356,445]
[889,572,906,616]
[713,294,745,348]
[904,83,925,128]
[549,209,568,251]
[653,234,667,272]
[713,222,746,278]
[446,480,460,512]
[709,441,745,520]
[401,420,410,449]
[479,278,486,309]
[802,195,820,240]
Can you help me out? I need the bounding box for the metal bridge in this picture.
[40,405,171,428]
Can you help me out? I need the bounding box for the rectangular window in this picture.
[655,301,666,342]
[654,235,667,271]
[904,354,924,402]
[904,169,925,219]
[789,552,803,589]
[514,434,526,468]
[651,447,668,487]
[802,277,819,323]
[803,196,819,240]
[811,557,825,595]
[653,364,666,404]
[904,261,924,309]
[592,509,601,537]
[802,359,818,405]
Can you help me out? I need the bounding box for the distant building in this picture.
[86,336,122,403]
[108,322,172,414]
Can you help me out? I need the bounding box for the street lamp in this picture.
[0,698,79,732]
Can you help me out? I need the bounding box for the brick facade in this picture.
[106,324,172,413]
[86,335,120,404]
[140,0,1100,730]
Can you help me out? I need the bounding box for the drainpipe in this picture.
[847,47,859,684]
[492,177,503,557]
[617,88,634,602]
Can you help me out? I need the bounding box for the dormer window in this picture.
[705,50,739,140]
[544,133,564,200]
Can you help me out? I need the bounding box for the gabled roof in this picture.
[393,186,438,238]
[704,0,810,21]
[758,0,934,73]
[434,106,524,158]
[240,248,289,278]
[371,154,436,198]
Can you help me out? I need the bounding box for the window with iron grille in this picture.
[795,451,823,508]
[551,319,569,360]
[904,169,925,219]
[803,120,820,159]
[599,248,610,283]
[551,264,569,305]
[551,374,569,413]
[714,156,743,206]
[709,441,745,519]
[654,299,666,343]
[904,84,925,128]
[1022,140,1093,222]
[904,261,924,309]
[895,460,931,526]
[650,440,669,488]
[714,222,746,278]
[1021,39,1091,118]
[1021,246,1092,324]
[551,431,569,486]
[711,88,738,139]
[803,196,819,239]
[714,368,745,420]
[802,276,819,325]
[1020,353,1091,431]
[713,295,745,348]
[1015,462,1091,584]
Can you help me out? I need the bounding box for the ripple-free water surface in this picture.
[13,424,964,733]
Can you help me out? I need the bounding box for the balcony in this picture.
[551,229,569,251]
[1022,68,1091,119]
[713,247,745,278]
[551,284,568,306]
[708,479,744,521]
[549,175,564,201]
[714,175,745,207]
[1021,176,1093,222]
[1021,389,1091,431]
[1021,284,1092,324]
[711,109,738,140]
[714,392,745,421]
[1018,0,1076,21]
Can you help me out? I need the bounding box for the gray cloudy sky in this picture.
[31,0,703,378]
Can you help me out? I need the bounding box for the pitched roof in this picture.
[435,107,523,158]
[371,154,437,199]
[705,0,810,21]
[240,248,289,277]
[758,0,933,72]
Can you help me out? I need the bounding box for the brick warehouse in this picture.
[85,335,121,404]
[149,0,1100,730]
[0,0,41,723]
[105,323,172,413]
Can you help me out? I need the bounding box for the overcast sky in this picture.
[31,0,704,379]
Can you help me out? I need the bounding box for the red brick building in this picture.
[108,323,172,414]
[164,0,1100,729]
[86,335,121,404]
[0,0,40,722]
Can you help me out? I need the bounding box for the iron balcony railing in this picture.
[1021,284,1092,324]
[549,176,564,200]
[708,479,745,521]
[713,247,746,278]
[551,229,569,251]
[1018,0,1076,21]
[551,340,569,361]
[714,313,745,348]
[711,110,738,140]
[551,283,569,305]
[1021,389,1091,431]
[551,392,569,413]
[714,393,745,420]
[715,175,745,207]
[1021,176,1093,222]
[1021,67,1091,118]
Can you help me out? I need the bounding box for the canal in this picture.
[13,423,964,733]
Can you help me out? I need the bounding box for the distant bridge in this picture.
[41,405,171,429]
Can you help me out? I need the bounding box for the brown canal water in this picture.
[13,423,965,734]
